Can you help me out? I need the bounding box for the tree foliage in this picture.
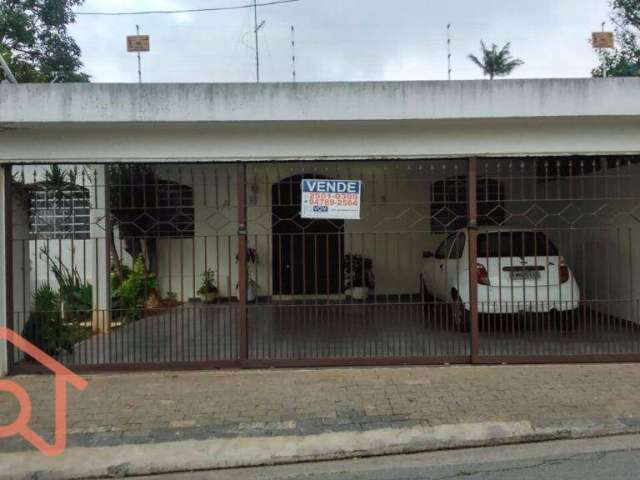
[468,41,524,80]
[0,0,89,82]
[594,0,640,77]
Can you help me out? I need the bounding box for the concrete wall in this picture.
[477,158,640,322]
[2,79,640,124]
[537,162,640,322]
[1,118,640,164]
[154,161,464,301]
[1,80,639,165]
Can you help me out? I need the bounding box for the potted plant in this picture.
[198,269,219,303]
[344,254,375,300]
[236,248,259,303]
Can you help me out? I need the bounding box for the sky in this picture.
[69,0,612,83]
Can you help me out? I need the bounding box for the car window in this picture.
[477,231,559,258]
[435,234,458,259]
[449,232,466,259]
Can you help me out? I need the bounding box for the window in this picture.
[111,180,195,238]
[431,177,505,233]
[154,182,195,237]
[435,232,466,260]
[435,234,455,259]
[29,188,90,239]
[449,233,466,259]
[477,231,559,258]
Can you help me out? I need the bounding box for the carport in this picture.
[1,79,639,374]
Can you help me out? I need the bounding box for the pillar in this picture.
[90,165,112,333]
[0,165,12,376]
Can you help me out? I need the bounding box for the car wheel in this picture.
[554,309,578,334]
[421,278,435,328]
[451,296,470,333]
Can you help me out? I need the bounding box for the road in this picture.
[131,434,640,480]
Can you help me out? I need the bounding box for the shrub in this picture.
[22,285,91,358]
[41,247,92,321]
[112,255,157,323]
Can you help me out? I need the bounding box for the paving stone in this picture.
[1,364,640,453]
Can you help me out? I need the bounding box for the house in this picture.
[1,78,640,374]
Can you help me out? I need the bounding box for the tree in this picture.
[0,0,89,83]
[593,0,640,77]
[468,41,524,80]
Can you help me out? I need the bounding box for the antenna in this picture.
[253,0,267,83]
[291,25,297,82]
[136,25,142,84]
[447,23,452,81]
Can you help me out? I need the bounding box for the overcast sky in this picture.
[69,0,612,83]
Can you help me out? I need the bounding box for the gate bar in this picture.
[467,157,480,363]
[237,163,249,362]
[1,165,14,373]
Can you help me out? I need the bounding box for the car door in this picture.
[424,233,458,300]
[443,231,467,300]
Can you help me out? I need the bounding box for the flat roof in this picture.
[1,78,639,124]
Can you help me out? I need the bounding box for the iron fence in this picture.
[5,156,640,372]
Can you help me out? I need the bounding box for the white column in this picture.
[90,166,111,333]
[11,191,30,364]
[0,165,12,376]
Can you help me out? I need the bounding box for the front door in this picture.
[272,175,344,296]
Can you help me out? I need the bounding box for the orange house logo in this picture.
[0,327,87,457]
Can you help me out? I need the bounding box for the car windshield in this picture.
[477,231,559,258]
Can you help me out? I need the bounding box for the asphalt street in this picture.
[130,434,640,480]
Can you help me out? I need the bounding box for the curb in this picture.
[1,419,639,479]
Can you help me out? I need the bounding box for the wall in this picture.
[2,117,640,164]
[2,79,640,124]
[154,161,465,300]
[538,161,640,322]
[478,157,640,322]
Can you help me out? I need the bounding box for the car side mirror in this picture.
[423,251,434,259]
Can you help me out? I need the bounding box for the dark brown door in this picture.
[272,175,344,295]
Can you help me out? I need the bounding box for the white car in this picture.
[421,228,581,330]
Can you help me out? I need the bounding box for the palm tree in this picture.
[468,41,524,79]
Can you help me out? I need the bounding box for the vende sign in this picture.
[301,179,362,220]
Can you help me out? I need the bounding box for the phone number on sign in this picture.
[308,193,359,207]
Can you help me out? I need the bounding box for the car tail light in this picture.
[477,263,491,286]
[559,257,570,284]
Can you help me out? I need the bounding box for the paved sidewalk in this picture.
[2,363,640,455]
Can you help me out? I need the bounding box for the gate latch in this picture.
[238,223,247,235]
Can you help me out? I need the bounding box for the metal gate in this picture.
[5,156,640,373]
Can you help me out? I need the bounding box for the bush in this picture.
[41,247,92,321]
[22,285,91,358]
[112,255,157,323]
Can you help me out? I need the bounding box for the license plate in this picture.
[510,271,540,281]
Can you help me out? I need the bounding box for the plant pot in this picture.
[247,284,258,303]
[351,287,369,300]
[236,284,258,303]
[199,291,218,303]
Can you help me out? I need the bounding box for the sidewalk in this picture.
[2,364,640,478]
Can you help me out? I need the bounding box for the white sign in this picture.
[301,179,362,220]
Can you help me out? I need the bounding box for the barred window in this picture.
[431,177,505,233]
[30,188,90,239]
[155,182,195,237]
